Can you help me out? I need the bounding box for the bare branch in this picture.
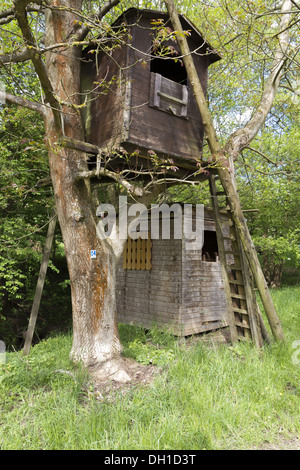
[13,0,61,130]
[74,0,121,41]
[0,4,44,25]
[0,48,33,65]
[225,0,294,157]
[0,90,46,116]
[244,146,278,165]
[76,167,146,198]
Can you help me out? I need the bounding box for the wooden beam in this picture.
[23,211,57,356]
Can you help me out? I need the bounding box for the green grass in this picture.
[0,286,299,450]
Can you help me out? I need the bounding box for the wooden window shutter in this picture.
[123,236,152,270]
[150,72,188,118]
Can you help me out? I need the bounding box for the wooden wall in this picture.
[84,39,130,151]
[127,12,207,161]
[116,238,183,333]
[116,208,229,336]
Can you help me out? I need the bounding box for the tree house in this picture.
[80,9,267,345]
[81,8,221,180]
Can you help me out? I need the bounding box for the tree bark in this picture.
[44,1,123,366]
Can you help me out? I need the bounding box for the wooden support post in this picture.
[23,211,57,356]
[164,0,284,342]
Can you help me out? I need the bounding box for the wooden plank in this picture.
[136,237,141,270]
[229,279,245,286]
[226,264,242,270]
[232,307,249,315]
[230,293,247,300]
[235,321,251,330]
[146,238,152,270]
[182,321,228,336]
[23,211,57,356]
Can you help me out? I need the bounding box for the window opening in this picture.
[150,46,187,85]
[202,230,219,262]
[149,44,189,118]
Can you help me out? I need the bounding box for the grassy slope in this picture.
[0,287,299,450]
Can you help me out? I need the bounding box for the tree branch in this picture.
[0,48,33,65]
[0,90,46,116]
[74,0,121,41]
[225,0,293,158]
[76,167,146,198]
[244,146,278,165]
[13,0,61,130]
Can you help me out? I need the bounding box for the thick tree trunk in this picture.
[44,1,123,367]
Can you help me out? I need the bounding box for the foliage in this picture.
[0,106,71,347]
[0,287,299,450]
[235,119,300,286]
[164,0,300,287]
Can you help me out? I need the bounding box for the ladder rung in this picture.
[235,321,251,329]
[223,236,235,241]
[227,265,243,270]
[231,293,246,300]
[225,251,240,256]
[221,220,233,226]
[229,279,245,285]
[233,307,248,315]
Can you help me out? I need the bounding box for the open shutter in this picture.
[150,73,188,118]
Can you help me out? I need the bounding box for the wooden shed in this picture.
[81,8,221,179]
[116,207,230,336]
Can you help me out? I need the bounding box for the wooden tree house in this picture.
[80,8,267,345]
[81,7,220,181]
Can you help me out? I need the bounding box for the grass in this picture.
[0,286,299,450]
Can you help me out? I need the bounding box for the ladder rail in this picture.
[209,176,238,342]
[209,175,265,346]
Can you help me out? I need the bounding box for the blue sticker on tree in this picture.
[91,250,96,259]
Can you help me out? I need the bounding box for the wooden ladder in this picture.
[209,174,265,347]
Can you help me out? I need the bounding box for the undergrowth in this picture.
[0,287,299,450]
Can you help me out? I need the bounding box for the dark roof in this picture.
[112,7,221,65]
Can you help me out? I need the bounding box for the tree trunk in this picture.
[44,1,123,367]
[262,253,284,289]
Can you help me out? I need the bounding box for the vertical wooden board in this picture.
[131,239,137,270]
[146,238,152,270]
[123,243,127,270]
[127,237,132,270]
[87,44,129,149]
[140,238,146,270]
[136,237,141,270]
